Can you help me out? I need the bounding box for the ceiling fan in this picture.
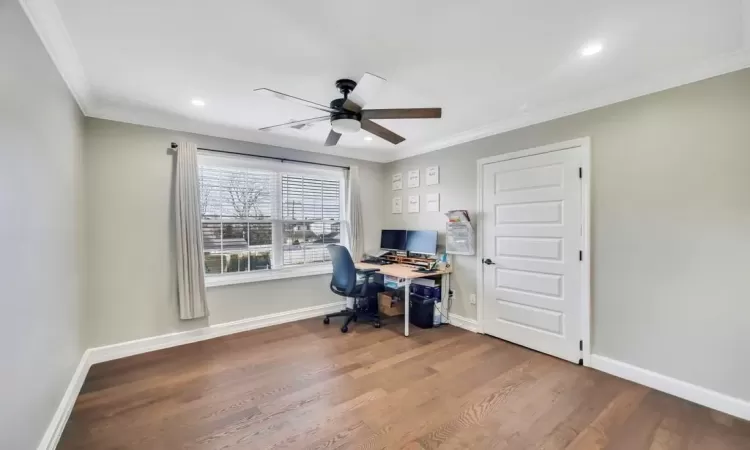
[254,73,442,146]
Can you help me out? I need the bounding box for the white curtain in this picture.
[174,141,208,319]
[347,166,364,261]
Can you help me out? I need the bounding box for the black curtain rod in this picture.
[169,142,350,170]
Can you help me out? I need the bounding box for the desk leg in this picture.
[439,273,446,325]
[404,279,411,337]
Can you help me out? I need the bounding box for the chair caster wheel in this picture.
[323,317,330,325]
[341,325,348,333]
[373,322,381,328]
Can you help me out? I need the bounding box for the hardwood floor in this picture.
[59,318,750,449]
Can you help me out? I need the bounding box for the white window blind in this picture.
[197,153,345,278]
[281,175,342,266]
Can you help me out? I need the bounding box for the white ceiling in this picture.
[23,0,750,162]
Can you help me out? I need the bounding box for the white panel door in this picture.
[481,147,583,363]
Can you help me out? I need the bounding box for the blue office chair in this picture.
[324,244,382,333]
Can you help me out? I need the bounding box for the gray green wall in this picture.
[7,2,749,439]
[382,68,750,402]
[0,1,85,448]
[83,118,384,347]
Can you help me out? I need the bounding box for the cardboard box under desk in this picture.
[378,292,405,317]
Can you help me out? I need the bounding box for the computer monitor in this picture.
[406,230,438,255]
[380,229,407,251]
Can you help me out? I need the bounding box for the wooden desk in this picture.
[356,262,452,337]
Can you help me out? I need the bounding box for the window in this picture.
[198,153,346,284]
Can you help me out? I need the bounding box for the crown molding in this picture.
[93,48,750,165]
[19,0,91,114]
[22,0,750,164]
[383,48,750,163]
[92,103,394,163]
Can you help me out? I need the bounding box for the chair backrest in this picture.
[327,244,356,296]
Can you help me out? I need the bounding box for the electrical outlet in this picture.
[469,294,477,305]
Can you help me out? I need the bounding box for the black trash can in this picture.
[409,295,434,329]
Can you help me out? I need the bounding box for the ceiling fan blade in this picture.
[254,88,339,114]
[343,72,387,112]
[324,130,342,146]
[361,108,442,120]
[361,119,405,145]
[258,116,329,131]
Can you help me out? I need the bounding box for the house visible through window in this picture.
[198,153,346,278]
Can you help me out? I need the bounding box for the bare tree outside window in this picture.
[198,163,343,275]
[199,168,273,274]
[227,172,268,219]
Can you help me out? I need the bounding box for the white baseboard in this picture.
[36,349,92,450]
[89,301,346,364]
[448,314,480,333]
[591,355,750,421]
[38,301,346,449]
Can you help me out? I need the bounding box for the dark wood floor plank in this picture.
[564,382,650,449]
[57,318,750,450]
[532,373,631,450]
[451,362,590,449]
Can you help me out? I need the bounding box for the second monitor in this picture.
[405,230,438,255]
[380,229,438,255]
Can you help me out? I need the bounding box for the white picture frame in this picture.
[407,169,420,188]
[392,173,403,190]
[392,196,402,214]
[408,195,420,213]
[426,193,440,212]
[391,173,404,191]
[426,166,439,186]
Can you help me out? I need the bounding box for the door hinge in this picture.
[579,250,583,261]
[578,341,584,365]
[579,167,583,179]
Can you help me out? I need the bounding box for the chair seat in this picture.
[332,281,378,297]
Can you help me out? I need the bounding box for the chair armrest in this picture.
[354,268,379,296]
[356,268,380,275]
[357,268,379,283]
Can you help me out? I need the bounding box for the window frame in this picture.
[197,152,348,287]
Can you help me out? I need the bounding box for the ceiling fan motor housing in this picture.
[330,98,360,119]
[329,97,362,133]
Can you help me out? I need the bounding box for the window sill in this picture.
[205,264,333,288]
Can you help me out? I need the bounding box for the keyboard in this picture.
[361,258,392,265]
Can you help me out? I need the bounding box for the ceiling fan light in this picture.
[331,118,361,134]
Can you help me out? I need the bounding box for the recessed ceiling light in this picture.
[580,42,603,57]
[191,98,206,107]
[364,136,373,141]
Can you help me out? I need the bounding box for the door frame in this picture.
[475,137,592,366]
